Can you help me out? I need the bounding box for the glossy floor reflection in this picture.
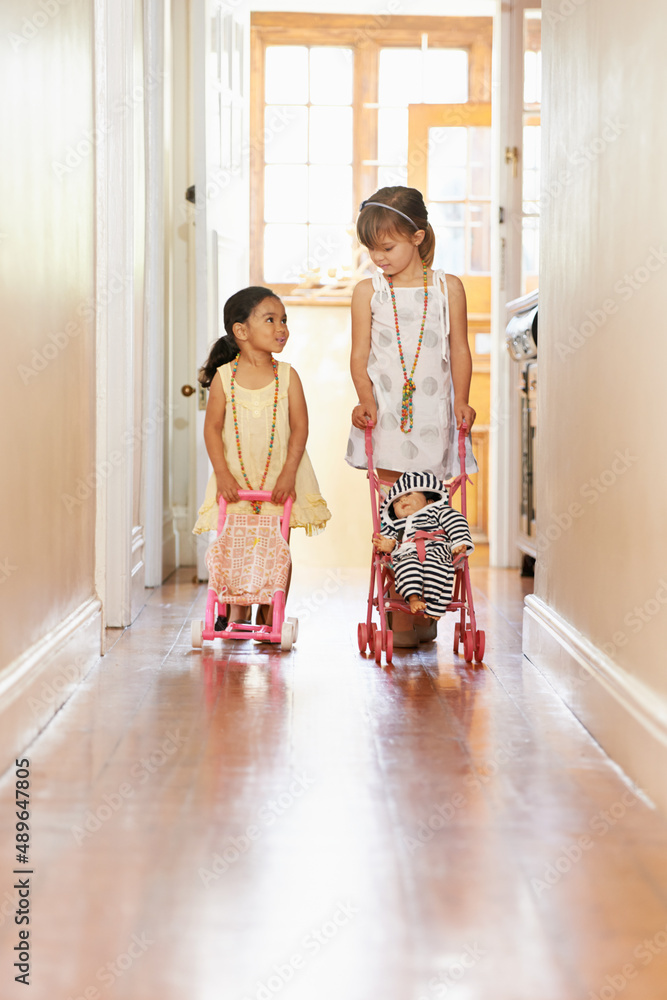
[2,566,667,999]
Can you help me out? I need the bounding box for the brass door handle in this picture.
[181,385,195,397]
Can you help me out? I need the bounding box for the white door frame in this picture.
[94,0,135,629]
[143,0,167,587]
[489,0,537,567]
[190,0,251,580]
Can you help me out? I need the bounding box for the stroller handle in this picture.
[365,420,469,459]
[217,490,293,538]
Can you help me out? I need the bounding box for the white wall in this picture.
[524,0,667,814]
[0,0,168,771]
[0,0,101,767]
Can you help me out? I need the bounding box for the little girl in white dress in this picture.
[346,186,477,647]
[346,185,477,483]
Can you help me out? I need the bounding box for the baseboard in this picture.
[523,595,667,814]
[0,598,102,775]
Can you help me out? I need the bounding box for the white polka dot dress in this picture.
[345,270,478,480]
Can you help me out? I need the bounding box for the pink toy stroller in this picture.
[358,423,485,666]
[191,489,298,651]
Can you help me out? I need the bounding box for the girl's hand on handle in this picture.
[454,399,476,432]
[352,400,377,430]
[271,470,297,505]
[216,472,242,504]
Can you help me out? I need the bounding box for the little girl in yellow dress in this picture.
[193,285,331,563]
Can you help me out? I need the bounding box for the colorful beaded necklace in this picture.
[230,356,279,513]
[387,261,429,433]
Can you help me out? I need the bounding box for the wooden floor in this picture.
[3,566,667,999]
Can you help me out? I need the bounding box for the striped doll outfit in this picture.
[380,472,474,617]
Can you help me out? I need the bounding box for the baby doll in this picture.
[372,472,474,619]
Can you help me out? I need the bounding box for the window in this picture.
[377,47,468,188]
[263,45,354,285]
[250,14,493,299]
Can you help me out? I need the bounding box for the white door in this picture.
[190,0,250,578]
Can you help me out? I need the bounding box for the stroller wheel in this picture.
[357,623,368,653]
[280,621,295,651]
[191,620,203,648]
[287,616,299,642]
[385,629,393,663]
[374,630,383,664]
[463,627,474,663]
[453,622,461,653]
[474,629,486,663]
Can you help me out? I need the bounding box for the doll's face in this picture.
[392,491,430,518]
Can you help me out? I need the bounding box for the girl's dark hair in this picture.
[198,285,278,387]
[357,186,435,268]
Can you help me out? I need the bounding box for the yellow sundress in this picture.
[193,361,331,536]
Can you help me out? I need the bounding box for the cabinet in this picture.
[505,291,538,563]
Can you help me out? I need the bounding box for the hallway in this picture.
[2,568,667,999]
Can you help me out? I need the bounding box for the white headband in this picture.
[359,201,420,231]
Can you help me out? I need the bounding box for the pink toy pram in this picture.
[191,489,298,651]
[358,423,485,666]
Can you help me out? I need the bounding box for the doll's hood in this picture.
[382,471,449,525]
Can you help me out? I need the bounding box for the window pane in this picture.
[265,165,308,222]
[429,168,466,201]
[309,107,353,164]
[309,165,352,223]
[378,108,408,166]
[470,127,491,198]
[380,47,468,105]
[523,173,540,202]
[424,48,468,103]
[433,226,464,274]
[523,124,541,169]
[523,10,542,105]
[522,216,540,293]
[308,225,354,280]
[378,165,408,189]
[429,126,467,167]
[428,127,467,200]
[428,202,464,226]
[264,224,308,283]
[310,47,353,105]
[264,106,308,164]
[523,124,541,207]
[379,49,422,106]
[470,202,491,272]
[265,46,308,104]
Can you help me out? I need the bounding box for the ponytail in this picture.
[418,223,436,268]
[198,334,239,387]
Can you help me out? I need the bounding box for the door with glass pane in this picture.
[408,103,492,542]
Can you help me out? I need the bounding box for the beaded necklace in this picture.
[387,261,429,433]
[230,356,279,513]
